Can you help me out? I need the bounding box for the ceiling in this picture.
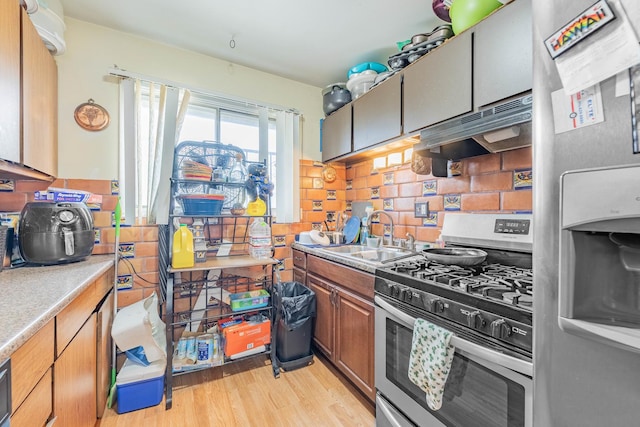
[59,0,446,88]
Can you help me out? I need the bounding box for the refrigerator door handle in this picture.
[375,295,533,377]
[558,317,640,354]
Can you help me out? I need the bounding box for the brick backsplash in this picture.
[299,146,533,246]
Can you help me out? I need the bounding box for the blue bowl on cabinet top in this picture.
[347,62,388,78]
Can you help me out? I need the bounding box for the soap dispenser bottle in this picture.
[360,216,369,245]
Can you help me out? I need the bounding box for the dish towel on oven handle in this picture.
[407,318,456,411]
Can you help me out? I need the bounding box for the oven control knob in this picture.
[490,319,512,339]
[389,284,401,298]
[430,299,445,313]
[466,311,484,329]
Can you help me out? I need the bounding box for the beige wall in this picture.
[55,18,324,180]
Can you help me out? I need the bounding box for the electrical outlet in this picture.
[414,202,429,218]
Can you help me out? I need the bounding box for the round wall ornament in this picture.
[74,99,110,131]
[322,165,337,183]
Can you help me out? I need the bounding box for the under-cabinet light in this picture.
[373,156,387,170]
[403,147,413,163]
[387,152,402,166]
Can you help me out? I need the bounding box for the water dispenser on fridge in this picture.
[559,164,640,352]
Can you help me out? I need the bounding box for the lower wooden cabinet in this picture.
[10,320,54,427]
[334,287,374,399]
[307,255,375,401]
[308,276,334,359]
[11,367,52,427]
[9,267,114,427]
[54,313,98,427]
[96,291,114,418]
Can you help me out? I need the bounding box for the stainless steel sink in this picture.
[318,245,415,265]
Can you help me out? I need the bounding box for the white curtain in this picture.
[120,79,190,225]
[275,110,301,223]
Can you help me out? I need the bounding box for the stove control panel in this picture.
[375,277,532,352]
[494,218,531,235]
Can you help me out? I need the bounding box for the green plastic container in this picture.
[449,0,502,34]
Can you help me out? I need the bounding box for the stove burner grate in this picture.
[384,257,534,309]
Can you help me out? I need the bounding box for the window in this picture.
[118,77,300,225]
[177,97,278,214]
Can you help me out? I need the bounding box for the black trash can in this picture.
[273,281,316,371]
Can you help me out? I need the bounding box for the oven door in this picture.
[375,295,533,427]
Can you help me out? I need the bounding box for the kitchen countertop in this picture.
[291,242,378,274]
[0,255,114,361]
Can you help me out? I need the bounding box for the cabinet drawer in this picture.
[56,280,101,357]
[11,367,52,427]
[94,269,114,302]
[293,267,306,285]
[11,319,54,410]
[292,249,306,269]
[307,256,374,300]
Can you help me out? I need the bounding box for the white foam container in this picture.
[111,293,167,363]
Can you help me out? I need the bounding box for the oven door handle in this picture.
[376,394,406,427]
[375,295,533,377]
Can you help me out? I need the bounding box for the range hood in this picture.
[414,93,533,158]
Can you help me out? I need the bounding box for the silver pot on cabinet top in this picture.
[322,83,351,116]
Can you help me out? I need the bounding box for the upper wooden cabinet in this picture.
[473,0,532,108]
[22,7,58,177]
[0,2,58,179]
[353,72,402,152]
[0,0,22,165]
[321,104,352,162]
[403,30,473,134]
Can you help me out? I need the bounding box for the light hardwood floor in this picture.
[99,352,375,427]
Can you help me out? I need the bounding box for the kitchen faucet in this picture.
[405,232,415,250]
[370,210,394,247]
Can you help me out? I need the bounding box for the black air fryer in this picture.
[19,202,95,265]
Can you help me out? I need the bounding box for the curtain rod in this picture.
[107,66,301,115]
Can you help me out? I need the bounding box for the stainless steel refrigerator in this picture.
[533,0,640,425]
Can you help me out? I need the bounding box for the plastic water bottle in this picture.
[172,224,195,268]
[249,217,272,259]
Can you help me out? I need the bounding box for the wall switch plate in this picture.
[415,202,429,218]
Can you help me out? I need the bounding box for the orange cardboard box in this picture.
[223,318,271,357]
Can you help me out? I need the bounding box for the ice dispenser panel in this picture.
[559,165,640,353]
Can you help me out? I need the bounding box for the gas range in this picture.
[374,213,534,356]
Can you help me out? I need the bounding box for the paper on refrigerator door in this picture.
[551,84,604,134]
[553,0,640,95]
